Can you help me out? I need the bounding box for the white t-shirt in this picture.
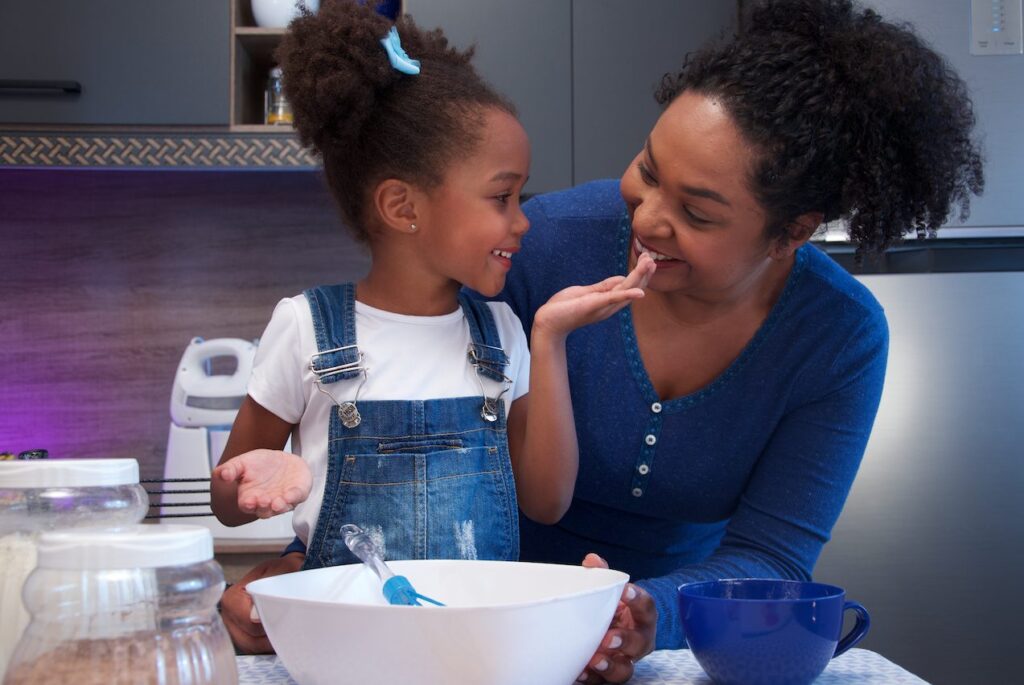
[248,294,531,545]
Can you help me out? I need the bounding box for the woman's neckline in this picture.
[615,213,808,408]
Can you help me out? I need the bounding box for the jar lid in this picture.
[36,524,213,569]
[0,458,139,488]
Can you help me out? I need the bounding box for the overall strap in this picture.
[304,283,363,384]
[457,293,509,383]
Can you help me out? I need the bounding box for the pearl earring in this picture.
[409,223,418,233]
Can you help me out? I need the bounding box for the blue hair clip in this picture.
[381,26,420,75]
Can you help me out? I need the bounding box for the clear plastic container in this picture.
[0,458,148,679]
[4,524,237,685]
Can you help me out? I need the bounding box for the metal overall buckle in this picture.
[310,344,367,429]
[468,343,512,422]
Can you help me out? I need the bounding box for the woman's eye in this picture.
[684,207,711,224]
[637,162,657,186]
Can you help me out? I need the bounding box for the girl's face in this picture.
[417,108,531,298]
[619,91,779,302]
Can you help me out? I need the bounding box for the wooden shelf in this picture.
[235,26,287,36]
[230,0,288,128]
[229,123,296,134]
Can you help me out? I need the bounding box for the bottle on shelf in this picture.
[264,66,293,126]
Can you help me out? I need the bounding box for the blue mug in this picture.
[678,579,870,685]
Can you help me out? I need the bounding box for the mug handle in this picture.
[833,600,871,658]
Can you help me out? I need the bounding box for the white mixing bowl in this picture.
[247,559,629,685]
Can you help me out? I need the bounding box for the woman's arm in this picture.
[210,396,308,525]
[508,256,655,524]
[221,551,306,654]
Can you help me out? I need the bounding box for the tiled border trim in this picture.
[0,131,317,169]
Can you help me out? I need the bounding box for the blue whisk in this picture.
[341,524,445,607]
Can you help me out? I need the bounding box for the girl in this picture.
[210,0,653,569]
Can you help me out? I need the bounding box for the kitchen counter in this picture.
[237,647,929,684]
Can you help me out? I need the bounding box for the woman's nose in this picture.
[632,194,671,239]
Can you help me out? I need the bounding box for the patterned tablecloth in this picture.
[237,647,930,684]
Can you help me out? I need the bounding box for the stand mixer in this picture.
[162,337,294,544]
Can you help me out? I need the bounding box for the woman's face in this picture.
[620,90,778,302]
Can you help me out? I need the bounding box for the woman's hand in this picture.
[576,553,658,684]
[221,552,306,654]
[534,252,655,339]
[213,449,312,518]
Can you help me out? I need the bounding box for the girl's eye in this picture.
[637,162,657,186]
[494,192,512,205]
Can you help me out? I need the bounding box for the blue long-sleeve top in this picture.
[501,180,888,649]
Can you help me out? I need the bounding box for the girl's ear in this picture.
[770,211,823,260]
[372,178,421,235]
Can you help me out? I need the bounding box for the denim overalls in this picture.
[301,284,519,569]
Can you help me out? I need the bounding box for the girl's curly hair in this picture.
[658,0,984,254]
[277,0,515,241]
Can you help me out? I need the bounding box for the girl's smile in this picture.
[490,247,518,270]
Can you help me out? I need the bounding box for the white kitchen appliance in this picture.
[162,337,294,544]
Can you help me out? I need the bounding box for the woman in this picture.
[220,1,983,682]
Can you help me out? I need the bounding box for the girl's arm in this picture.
[210,395,310,526]
[509,254,655,524]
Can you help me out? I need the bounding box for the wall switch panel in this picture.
[971,0,1023,55]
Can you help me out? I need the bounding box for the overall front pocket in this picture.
[313,445,517,566]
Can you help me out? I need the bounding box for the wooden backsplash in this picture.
[0,168,369,480]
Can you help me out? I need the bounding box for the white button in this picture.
[632,487,643,497]
[651,402,662,413]
[638,464,650,475]
[645,434,657,446]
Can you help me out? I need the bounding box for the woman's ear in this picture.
[372,179,421,235]
[770,211,823,260]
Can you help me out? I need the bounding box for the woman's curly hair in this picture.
[277,0,515,241]
[657,0,984,254]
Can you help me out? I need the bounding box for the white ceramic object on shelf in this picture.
[251,0,319,29]
[247,559,629,685]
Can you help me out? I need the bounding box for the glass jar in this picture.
[5,524,237,685]
[265,66,293,126]
[0,458,148,679]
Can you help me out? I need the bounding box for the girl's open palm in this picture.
[214,449,312,519]
[534,252,655,338]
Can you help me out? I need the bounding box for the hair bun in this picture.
[276,1,398,152]
[744,0,862,44]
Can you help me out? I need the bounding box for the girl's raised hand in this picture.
[213,449,312,518]
[533,252,655,339]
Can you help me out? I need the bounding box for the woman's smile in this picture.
[633,234,684,268]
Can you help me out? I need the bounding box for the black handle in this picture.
[0,79,82,95]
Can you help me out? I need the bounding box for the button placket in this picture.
[630,404,663,498]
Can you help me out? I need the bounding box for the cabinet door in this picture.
[572,0,738,184]
[402,0,572,194]
[0,0,229,126]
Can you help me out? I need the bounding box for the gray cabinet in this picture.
[572,0,738,184]
[403,1,736,193]
[403,0,573,194]
[0,0,229,126]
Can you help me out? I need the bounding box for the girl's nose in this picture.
[513,205,530,236]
